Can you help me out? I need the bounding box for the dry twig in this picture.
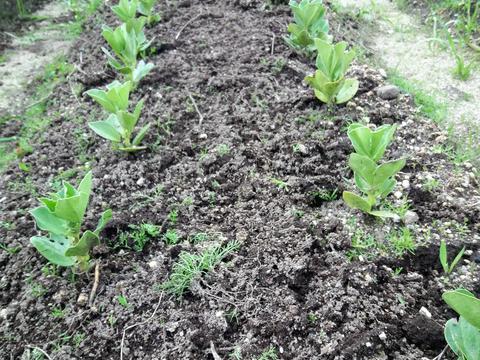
[88,261,100,306]
[120,294,164,360]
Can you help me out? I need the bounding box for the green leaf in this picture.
[343,191,372,213]
[336,78,359,104]
[30,206,68,235]
[94,209,113,236]
[132,122,151,146]
[443,289,480,329]
[440,240,449,274]
[85,88,116,114]
[65,230,99,257]
[445,317,480,360]
[132,61,154,84]
[54,194,84,223]
[31,235,75,267]
[450,246,466,274]
[373,159,406,187]
[368,210,398,218]
[349,153,376,185]
[89,118,122,142]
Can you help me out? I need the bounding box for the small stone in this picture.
[378,68,387,78]
[419,306,432,319]
[0,308,9,320]
[198,133,208,140]
[401,180,410,190]
[77,293,88,306]
[376,85,400,100]
[403,211,419,225]
[296,144,308,155]
[379,332,387,341]
[394,191,403,199]
[148,260,159,269]
[365,342,372,348]
[136,177,145,186]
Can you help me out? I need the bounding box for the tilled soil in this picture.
[1,1,479,359]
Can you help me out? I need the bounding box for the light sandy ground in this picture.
[0,1,72,112]
[336,0,480,133]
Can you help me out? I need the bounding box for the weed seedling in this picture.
[270,177,289,191]
[163,229,180,245]
[388,227,416,256]
[117,294,129,308]
[161,241,240,297]
[439,240,466,275]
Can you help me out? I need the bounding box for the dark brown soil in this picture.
[1,1,479,359]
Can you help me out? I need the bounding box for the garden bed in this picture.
[0,1,479,359]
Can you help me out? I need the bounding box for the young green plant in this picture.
[285,0,330,55]
[442,289,480,359]
[29,171,112,271]
[342,123,406,218]
[102,20,154,86]
[305,39,358,105]
[86,80,151,151]
[138,0,160,25]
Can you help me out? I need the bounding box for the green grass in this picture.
[388,72,447,123]
[0,55,74,173]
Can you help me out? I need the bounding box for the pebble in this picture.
[198,133,208,140]
[394,191,403,199]
[297,144,308,155]
[403,210,419,225]
[0,308,9,320]
[136,177,145,186]
[148,260,159,269]
[77,293,88,306]
[379,332,387,341]
[401,180,410,190]
[419,307,432,319]
[376,85,400,100]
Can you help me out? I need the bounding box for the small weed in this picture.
[270,177,289,191]
[108,314,117,328]
[229,347,242,360]
[163,229,180,245]
[0,242,21,255]
[422,177,440,192]
[26,277,47,298]
[168,209,179,225]
[161,241,240,297]
[216,144,231,156]
[311,188,338,202]
[51,307,66,318]
[388,227,416,256]
[72,332,85,348]
[117,294,129,308]
[307,313,318,324]
[116,223,160,252]
[255,346,278,360]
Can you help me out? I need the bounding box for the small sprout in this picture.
[163,229,180,245]
[216,144,231,156]
[439,240,466,275]
[168,209,178,225]
[108,314,117,327]
[307,313,318,324]
[292,209,304,218]
[116,223,160,251]
[29,171,112,271]
[305,40,358,105]
[72,332,85,348]
[311,188,338,202]
[229,347,242,360]
[270,177,289,191]
[225,308,239,324]
[0,242,21,255]
[392,267,403,277]
[51,307,66,318]
[255,346,278,360]
[188,232,210,244]
[117,294,129,308]
[422,177,440,192]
